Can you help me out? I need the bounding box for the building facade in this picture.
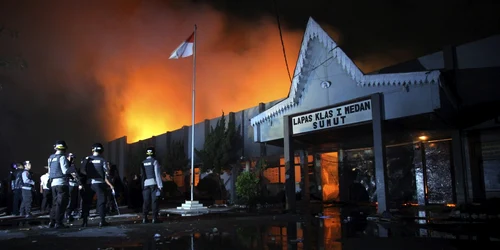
[108,17,500,213]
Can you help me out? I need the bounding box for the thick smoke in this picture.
[197,0,500,71]
[0,0,304,176]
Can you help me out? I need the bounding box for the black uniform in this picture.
[20,169,35,216]
[48,153,70,227]
[66,162,79,220]
[141,156,162,222]
[80,155,108,224]
[11,169,23,216]
[0,181,5,209]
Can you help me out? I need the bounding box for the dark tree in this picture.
[164,140,189,176]
[127,144,146,177]
[225,111,243,166]
[195,112,242,174]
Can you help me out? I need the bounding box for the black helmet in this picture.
[54,140,67,151]
[92,143,104,153]
[146,146,155,156]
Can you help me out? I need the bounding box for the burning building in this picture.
[108,17,500,211]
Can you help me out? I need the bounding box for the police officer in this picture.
[65,153,79,222]
[78,157,86,217]
[11,163,24,216]
[20,161,35,218]
[79,143,114,228]
[141,146,163,224]
[47,140,70,228]
[40,166,51,213]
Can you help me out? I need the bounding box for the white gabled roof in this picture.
[250,17,440,126]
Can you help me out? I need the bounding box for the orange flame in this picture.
[321,152,339,201]
[93,10,303,142]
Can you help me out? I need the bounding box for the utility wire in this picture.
[273,0,292,83]
[272,0,340,86]
[290,46,338,82]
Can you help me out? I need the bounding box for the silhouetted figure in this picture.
[40,166,52,213]
[20,161,35,218]
[66,153,79,222]
[140,147,163,224]
[79,143,113,228]
[348,169,369,203]
[128,173,143,212]
[122,177,128,206]
[0,180,4,208]
[11,163,24,216]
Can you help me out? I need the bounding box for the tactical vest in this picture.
[49,154,66,179]
[22,170,33,187]
[86,156,105,179]
[13,170,23,189]
[142,157,156,179]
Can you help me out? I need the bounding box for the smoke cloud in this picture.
[0,0,304,175]
[198,0,500,66]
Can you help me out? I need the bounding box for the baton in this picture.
[111,188,120,215]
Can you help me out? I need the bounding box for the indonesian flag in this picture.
[169,32,194,59]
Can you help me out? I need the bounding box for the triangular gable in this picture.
[250,17,440,126]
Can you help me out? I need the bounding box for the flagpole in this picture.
[190,24,197,202]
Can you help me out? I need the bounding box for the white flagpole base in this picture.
[176,200,208,210]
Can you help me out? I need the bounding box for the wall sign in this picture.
[291,99,372,135]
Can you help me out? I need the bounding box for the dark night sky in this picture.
[0,0,499,179]
[201,0,500,65]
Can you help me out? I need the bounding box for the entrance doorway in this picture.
[319,152,340,202]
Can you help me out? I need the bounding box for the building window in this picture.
[262,155,313,184]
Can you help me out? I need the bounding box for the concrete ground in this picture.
[0,205,499,249]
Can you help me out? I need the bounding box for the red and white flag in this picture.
[169,32,194,59]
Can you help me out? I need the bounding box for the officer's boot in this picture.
[81,217,88,228]
[99,219,110,228]
[152,215,162,224]
[142,215,149,224]
[66,212,74,223]
[48,220,56,228]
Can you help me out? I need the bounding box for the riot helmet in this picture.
[146,146,155,156]
[54,140,67,151]
[92,143,104,153]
